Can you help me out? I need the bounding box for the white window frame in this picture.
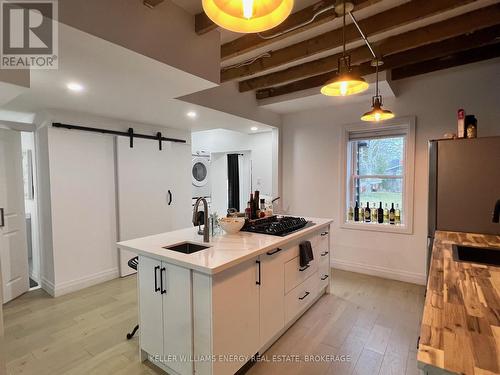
[339,116,416,234]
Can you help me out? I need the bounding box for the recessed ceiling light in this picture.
[186,111,197,119]
[251,126,258,131]
[66,82,84,92]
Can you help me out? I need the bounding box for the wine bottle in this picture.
[395,204,401,224]
[348,204,354,221]
[377,202,384,223]
[360,206,365,222]
[254,191,260,219]
[364,202,371,223]
[389,203,395,225]
[245,201,252,220]
[354,201,359,222]
[370,203,376,222]
[249,193,254,219]
[384,203,389,223]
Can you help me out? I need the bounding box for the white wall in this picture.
[180,82,282,128]
[281,58,500,285]
[35,110,190,296]
[192,128,275,197]
[59,0,220,84]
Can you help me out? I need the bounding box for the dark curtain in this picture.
[227,154,240,212]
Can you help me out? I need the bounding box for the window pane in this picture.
[357,177,403,216]
[351,136,404,176]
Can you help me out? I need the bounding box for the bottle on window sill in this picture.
[354,201,359,222]
[395,204,401,224]
[364,202,371,223]
[348,204,354,222]
[384,203,389,223]
[389,203,395,225]
[360,206,365,222]
[371,202,377,223]
[377,202,384,224]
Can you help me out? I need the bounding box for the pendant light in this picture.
[321,1,368,97]
[360,59,395,122]
[202,0,294,33]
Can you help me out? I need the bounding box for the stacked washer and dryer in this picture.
[192,151,211,199]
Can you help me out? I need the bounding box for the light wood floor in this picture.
[3,270,425,375]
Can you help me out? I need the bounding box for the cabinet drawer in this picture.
[284,255,318,294]
[285,273,319,324]
[318,229,330,251]
[318,262,330,290]
[318,247,330,267]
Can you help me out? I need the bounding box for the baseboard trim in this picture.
[331,258,426,285]
[52,268,119,297]
[40,276,55,297]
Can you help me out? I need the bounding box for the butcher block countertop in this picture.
[418,230,500,375]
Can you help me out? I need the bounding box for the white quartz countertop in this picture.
[117,217,333,275]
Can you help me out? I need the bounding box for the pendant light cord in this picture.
[375,58,379,97]
[342,0,346,57]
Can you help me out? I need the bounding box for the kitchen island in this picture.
[117,217,332,375]
[418,230,500,375]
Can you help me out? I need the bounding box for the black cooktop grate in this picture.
[241,216,313,236]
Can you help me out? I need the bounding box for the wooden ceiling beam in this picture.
[255,25,500,99]
[195,12,217,35]
[391,43,500,81]
[221,0,477,82]
[143,0,164,9]
[219,0,379,58]
[241,4,500,92]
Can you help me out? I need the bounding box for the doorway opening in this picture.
[191,127,279,217]
[21,132,41,291]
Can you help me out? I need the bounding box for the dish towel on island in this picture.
[299,241,314,268]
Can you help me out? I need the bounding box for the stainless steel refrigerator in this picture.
[427,136,500,273]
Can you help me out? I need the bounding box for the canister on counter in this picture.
[465,115,477,139]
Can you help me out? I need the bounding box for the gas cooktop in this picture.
[241,216,314,237]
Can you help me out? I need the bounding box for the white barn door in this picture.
[116,138,190,277]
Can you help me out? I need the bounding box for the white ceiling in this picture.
[1,23,274,134]
[2,0,491,128]
[171,0,323,43]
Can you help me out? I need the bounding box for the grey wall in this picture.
[281,58,500,284]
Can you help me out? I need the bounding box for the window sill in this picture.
[340,221,413,235]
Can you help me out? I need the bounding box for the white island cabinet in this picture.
[117,217,332,375]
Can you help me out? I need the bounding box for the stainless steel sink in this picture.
[452,244,500,267]
[163,242,210,254]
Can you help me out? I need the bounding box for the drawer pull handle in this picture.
[154,266,160,292]
[321,275,329,281]
[320,251,329,256]
[160,267,167,294]
[320,232,329,236]
[266,248,282,256]
[299,264,310,272]
[299,291,310,300]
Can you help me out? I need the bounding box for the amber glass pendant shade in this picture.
[321,56,369,96]
[202,0,294,33]
[360,96,395,122]
[321,73,369,96]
